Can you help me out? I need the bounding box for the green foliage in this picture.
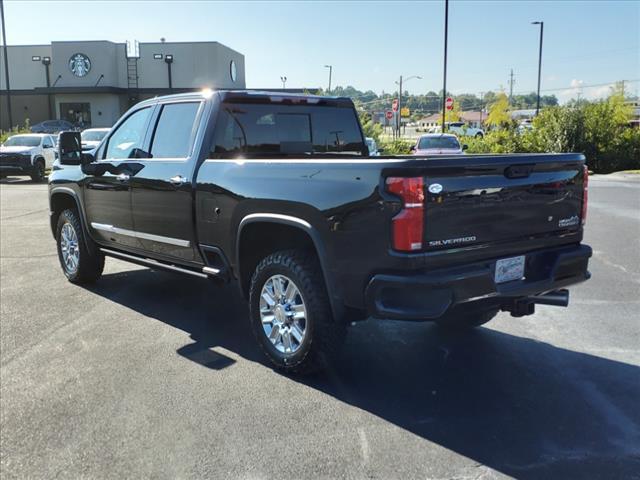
[0,120,31,144]
[465,93,639,173]
[486,93,512,129]
[329,85,558,117]
[358,110,383,142]
[378,138,414,155]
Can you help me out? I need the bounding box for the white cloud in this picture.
[558,79,613,103]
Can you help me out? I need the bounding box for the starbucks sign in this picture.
[68,53,91,77]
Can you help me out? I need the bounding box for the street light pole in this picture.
[395,74,421,138]
[0,0,13,129]
[280,76,287,89]
[532,21,544,116]
[324,65,332,92]
[397,75,402,137]
[441,0,449,133]
[42,56,52,119]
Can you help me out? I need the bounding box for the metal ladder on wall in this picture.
[126,40,140,106]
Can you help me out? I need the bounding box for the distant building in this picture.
[1,40,246,130]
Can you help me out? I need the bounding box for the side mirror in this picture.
[58,131,83,165]
[410,145,416,152]
[462,144,468,151]
[377,148,385,154]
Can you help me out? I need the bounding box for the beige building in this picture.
[1,40,245,130]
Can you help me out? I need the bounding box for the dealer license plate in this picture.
[495,255,525,284]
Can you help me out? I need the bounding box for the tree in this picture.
[486,92,512,128]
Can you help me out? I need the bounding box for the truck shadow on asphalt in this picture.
[90,269,640,479]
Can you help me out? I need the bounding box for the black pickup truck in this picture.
[49,91,591,373]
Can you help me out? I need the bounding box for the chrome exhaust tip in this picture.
[528,289,570,307]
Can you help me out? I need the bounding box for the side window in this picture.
[149,102,201,158]
[311,108,363,154]
[105,107,152,160]
[211,103,363,158]
[43,136,53,148]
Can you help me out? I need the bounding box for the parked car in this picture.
[81,128,111,151]
[1,133,56,181]
[412,134,466,155]
[31,119,76,134]
[49,91,591,374]
[365,137,381,156]
[518,119,534,135]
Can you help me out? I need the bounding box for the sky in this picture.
[3,0,639,102]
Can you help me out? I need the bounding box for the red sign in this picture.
[385,110,393,120]
[445,97,454,111]
[392,99,399,112]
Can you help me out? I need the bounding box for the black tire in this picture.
[30,159,45,182]
[475,133,484,138]
[56,208,104,284]
[249,250,345,374]
[436,308,498,331]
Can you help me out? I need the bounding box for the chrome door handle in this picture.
[116,173,130,182]
[169,175,186,186]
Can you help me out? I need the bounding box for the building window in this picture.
[230,60,237,83]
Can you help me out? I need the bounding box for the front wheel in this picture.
[30,160,45,182]
[56,208,104,283]
[249,250,345,374]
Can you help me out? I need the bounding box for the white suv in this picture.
[0,134,57,182]
[430,122,484,138]
[447,122,484,138]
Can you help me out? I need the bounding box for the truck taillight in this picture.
[386,177,424,251]
[582,165,588,226]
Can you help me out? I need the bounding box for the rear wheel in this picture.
[30,159,45,182]
[56,208,104,284]
[249,250,345,374]
[475,132,484,138]
[436,308,498,331]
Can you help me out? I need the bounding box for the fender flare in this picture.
[235,213,343,320]
[49,187,94,250]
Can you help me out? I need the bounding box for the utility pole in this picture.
[508,69,515,105]
[0,0,13,129]
[441,0,449,133]
[532,21,544,116]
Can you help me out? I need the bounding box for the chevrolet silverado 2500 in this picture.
[49,91,592,373]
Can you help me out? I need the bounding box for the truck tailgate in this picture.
[421,157,586,251]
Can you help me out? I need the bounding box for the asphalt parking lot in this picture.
[1,174,639,479]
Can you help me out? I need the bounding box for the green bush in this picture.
[378,138,414,155]
[0,120,31,144]
[465,93,639,173]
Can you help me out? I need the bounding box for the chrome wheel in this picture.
[60,222,80,274]
[259,274,307,355]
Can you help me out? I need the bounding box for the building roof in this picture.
[419,113,440,123]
